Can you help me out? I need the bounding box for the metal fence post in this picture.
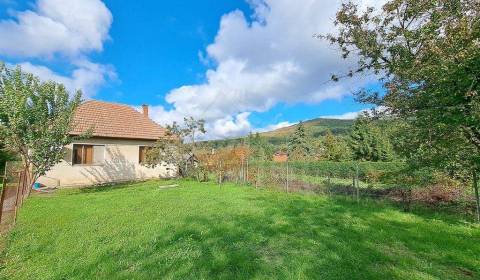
[255,165,259,190]
[286,160,289,193]
[327,173,331,196]
[355,164,360,203]
[246,158,249,184]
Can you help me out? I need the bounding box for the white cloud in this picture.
[18,60,116,98]
[319,105,389,120]
[319,111,364,120]
[0,0,114,98]
[147,105,185,126]
[148,107,253,140]
[150,0,377,139]
[206,112,253,139]
[255,121,297,133]
[0,0,112,58]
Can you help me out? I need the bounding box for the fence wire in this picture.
[191,158,474,215]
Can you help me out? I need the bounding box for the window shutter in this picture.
[139,146,145,163]
[73,145,83,164]
[84,145,93,164]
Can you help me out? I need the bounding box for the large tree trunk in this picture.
[23,161,34,197]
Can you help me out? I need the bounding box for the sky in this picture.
[0,0,381,139]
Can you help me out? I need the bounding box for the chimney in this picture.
[142,104,149,118]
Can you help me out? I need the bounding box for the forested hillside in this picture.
[204,118,354,148]
[263,118,353,137]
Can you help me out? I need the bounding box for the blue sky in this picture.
[0,0,377,139]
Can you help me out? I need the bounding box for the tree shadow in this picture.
[77,181,144,194]
[64,191,479,279]
[79,146,146,187]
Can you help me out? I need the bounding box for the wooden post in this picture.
[473,170,480,224]
[0,175,6,225]
[13,171,24,224]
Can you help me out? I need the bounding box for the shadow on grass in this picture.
[71,179,176,195]
[70,191,479,279]
[76,180,145,194]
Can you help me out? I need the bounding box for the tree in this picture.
[0,63,82,188]
[349,115,394,161]
[247,132,274,161]
[144,117,206,177]
[321,129,351,161]
[182,117,206,146]
[0,136,15,173]
[288,121,313,160]
[325,0,480,219]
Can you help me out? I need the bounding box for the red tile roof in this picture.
[70,100,169,140]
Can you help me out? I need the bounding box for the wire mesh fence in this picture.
[0,161,31,231]
[198,159,391,196]
[189,156,475,215]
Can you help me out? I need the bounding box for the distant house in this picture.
[273,151,288,162]
[38,100,175,188]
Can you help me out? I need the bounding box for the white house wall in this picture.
[38,138,175,188]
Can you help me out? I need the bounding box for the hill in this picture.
[202,118,354,148]
[261,118,353,144]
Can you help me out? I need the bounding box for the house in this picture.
[38,100,176,188]
[273,151,288,162]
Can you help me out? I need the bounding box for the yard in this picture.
[1,180,479,279]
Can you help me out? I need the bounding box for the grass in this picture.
[1,180,479,279]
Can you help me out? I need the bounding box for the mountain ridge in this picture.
[202,117,354,147]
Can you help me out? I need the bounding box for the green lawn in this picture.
[1,180,479,279]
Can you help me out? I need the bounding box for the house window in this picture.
[73,144,105,165]
[139,146,151,164]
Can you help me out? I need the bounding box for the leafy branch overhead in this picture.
[0,62,84,186]
[324,0,480,220]
[324,0,480,171]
